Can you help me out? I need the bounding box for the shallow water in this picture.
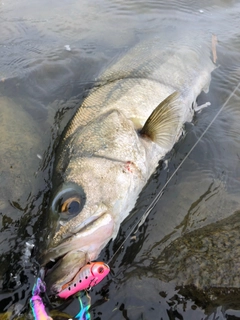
[0,0,240,319]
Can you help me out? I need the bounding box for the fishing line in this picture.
[107,80,240,266]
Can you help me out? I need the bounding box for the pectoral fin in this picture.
[140,91,181,149]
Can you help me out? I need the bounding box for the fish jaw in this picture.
[43,212,114,294]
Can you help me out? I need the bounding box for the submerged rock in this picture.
[152,210,240,312]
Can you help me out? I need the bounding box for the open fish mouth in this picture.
[43,250,88,294]
[41,211,114,294]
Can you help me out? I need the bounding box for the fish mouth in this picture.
[43,250,88,295]
[41,211,114,294]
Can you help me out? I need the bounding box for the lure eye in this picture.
[98,267,104,274]
[61,197,81,215]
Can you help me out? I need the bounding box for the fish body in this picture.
[42,30,216,292]
[58,262,110,299]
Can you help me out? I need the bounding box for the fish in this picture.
[58,262,110,299]
[41,28,216,293]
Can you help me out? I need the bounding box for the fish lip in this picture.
[43,250,88,294]
[41,212,114,292]
[50,202,109,248]
[42,208,112,266]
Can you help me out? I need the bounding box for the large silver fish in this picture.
[41,29,216,293]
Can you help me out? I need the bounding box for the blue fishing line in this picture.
[30,278,92,320]
[75,291,91,320]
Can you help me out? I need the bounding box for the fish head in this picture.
[41,109,146,294]
[42,180,115,294]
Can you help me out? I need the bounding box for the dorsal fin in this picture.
[140,91,181,149]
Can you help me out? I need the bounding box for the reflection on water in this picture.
[0,0,240,319]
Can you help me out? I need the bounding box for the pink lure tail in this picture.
[58,262,110,299]
[30,278,53,320]
[30,295,53,320]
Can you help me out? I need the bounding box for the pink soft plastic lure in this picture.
[30,278,53,320]
[58,262,110,299]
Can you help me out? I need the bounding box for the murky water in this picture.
[1,0,240,319]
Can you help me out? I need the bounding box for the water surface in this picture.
[0,0,240,319]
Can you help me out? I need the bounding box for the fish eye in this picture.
[51,184,86,221]
[59,195,83,220]
[61,197,81,215]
